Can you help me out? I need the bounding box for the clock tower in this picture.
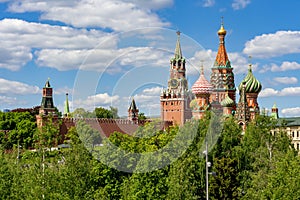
[160,31,192,126]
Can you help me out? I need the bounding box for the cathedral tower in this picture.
[160,31,192,125]
[235,81,250,131]
[238,64,262,120]
[210,20,236,107]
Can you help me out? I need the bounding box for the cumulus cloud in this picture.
[232,0,251,10]
[73,93,120,111]
[260,61,300,73]
[273,77,298,85]
[0,18,113,71]
[243,31,300,58]
[260,87,300,97]
[0,78,40,94]
[0,18,173,72]
[123,0,173,10]
[143,87,162,95]
[281,107,300,117]
[7,0,170,31]
[0,96,18,105]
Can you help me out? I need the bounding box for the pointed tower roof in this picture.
[191,64,213,94]
[214,19,230,68]
[128,98,138,111]
[45,78,51,88]
[64,93,70,116]
[174,31,182,59]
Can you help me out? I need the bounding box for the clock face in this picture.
[170,78,178,88]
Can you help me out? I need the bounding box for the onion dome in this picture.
[191,66,213,94]
[221,94,235,107]
[218,23,227,35]
[238,66,262,94]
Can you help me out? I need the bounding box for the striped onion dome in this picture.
[238,66,262,94]
[192,66,213,94]
[221,94,235,107]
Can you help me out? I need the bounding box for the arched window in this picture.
[292,131,294,138]
[297,143,299,150]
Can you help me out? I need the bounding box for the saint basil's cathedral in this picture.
[160,22,262,129]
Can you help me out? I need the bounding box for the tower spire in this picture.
[64,93,70,117]
[215,17,229,67]
[175,30,182,59]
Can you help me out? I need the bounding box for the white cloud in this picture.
[0,18,113,71]
[260,87,300,97]
[202,0,215,7]
[123,0,173,10]
[281,107,300,117]
[243,31,300,58]
[143,87,162,95]
[232,0,251,10]
[73,93,120,111]
[0,96,18,105]
[261,61,300,73]
[0,78,40,94]
[7,0,170,31]
[273,77,298,84]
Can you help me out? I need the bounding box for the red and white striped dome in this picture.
[191,68,213,94]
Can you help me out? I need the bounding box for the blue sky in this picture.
[0,0,300,118]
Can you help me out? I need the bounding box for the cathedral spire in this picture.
[174,31,182,59]
[214,18,230,67]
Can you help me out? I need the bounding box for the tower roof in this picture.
[174,31,182,59]
[128,98,138,111]
[191,65,213,94]
[64,93,70,116]
[214,20,230,68]
[238,65,262,94]
[221,94,235,107]
[45,78,51,88]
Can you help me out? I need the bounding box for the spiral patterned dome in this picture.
[192,68,213,94]
[221,95,235,107]
[238,67,262,94]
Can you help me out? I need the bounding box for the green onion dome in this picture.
[238,67,262,94]
[221,94,235,107]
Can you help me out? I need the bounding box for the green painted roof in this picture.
[238,67,262,94]
[221,94,235,107]
[277,117,300,127]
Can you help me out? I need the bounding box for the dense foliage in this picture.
[0,112,299,199]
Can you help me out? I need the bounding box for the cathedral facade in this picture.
[161,22,262,127]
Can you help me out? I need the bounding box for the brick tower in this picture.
[160,31,192,126]
[36,78,58,127]
[128,98,139,121]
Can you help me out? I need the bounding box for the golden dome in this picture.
[218,24,227,35]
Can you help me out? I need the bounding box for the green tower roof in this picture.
[238,66,262,94]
